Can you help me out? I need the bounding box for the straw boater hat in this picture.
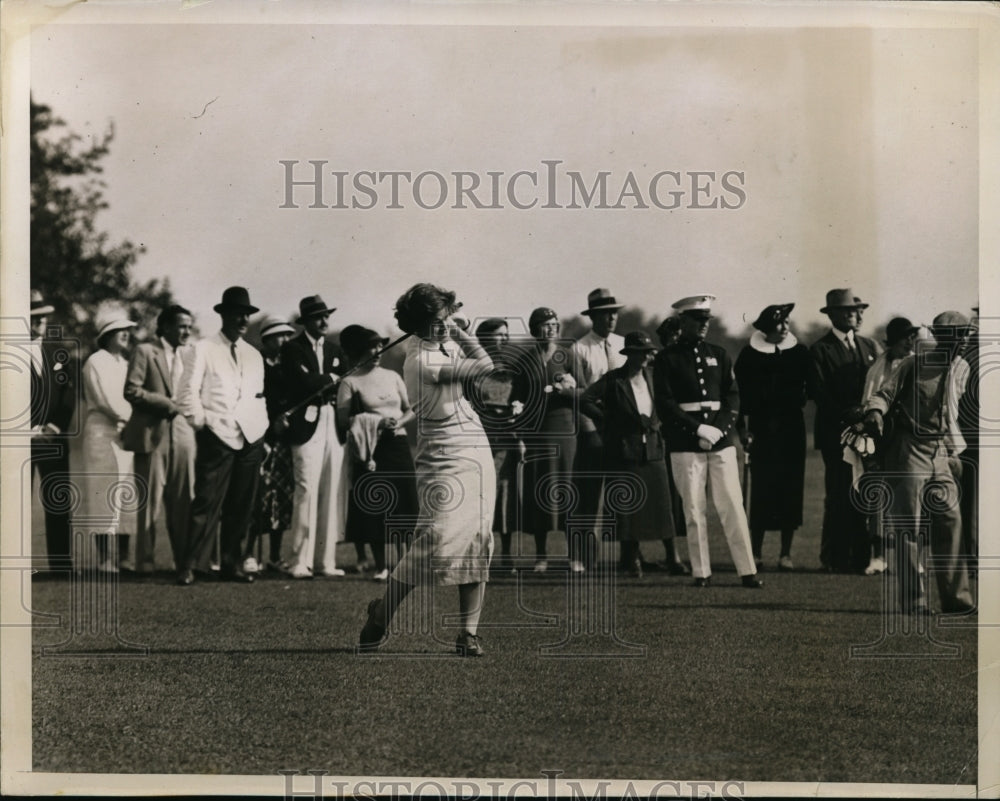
[296,295,336,323]
[820,289,869,314]
[30,290,55,317]
[259,315,296,339]
[581,288,624,316]
[213,286,259,314]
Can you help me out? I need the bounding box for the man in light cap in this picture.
[122,304,197,575]
[653,294,762,588]
[570,288,626,569]
[808,288,880,573]
[861,311,975,614]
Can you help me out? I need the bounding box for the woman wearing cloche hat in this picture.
[580,331,676,578]
[70,307,139,573]
[734,303,810,572]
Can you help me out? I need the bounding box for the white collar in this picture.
[305,331,324,349]
[749,330,798,353]
[159,336,176,354]
[831,327,854,347]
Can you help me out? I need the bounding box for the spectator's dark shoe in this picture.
[176,568,194,586]
[359,599,386,652]
[693,577,711,588]
[666,560,691,576]
[741,574,764,589]
[455,631,484,657]
[221,566,255,583]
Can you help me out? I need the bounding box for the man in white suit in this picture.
[175,287,269,585]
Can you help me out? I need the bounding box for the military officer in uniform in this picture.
[653,294,762,588]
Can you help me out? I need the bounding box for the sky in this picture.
[21,4,985,340]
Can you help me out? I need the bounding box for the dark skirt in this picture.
[748,411,806,530]
[259,440,294,534]
[520,409,577,536]
[604,458,674,541]
[346,433,419,548]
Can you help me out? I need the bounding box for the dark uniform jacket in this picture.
[31,338,77,434]
[652,338,740,453]
[807,330,878,451]
[280,332,344,446]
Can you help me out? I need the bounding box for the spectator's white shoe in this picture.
[372,569,389,581]
[242,556,260,574]
[864,557,887,576]
[569,560,586,574]
[778,555,795,571]
[286,564,312,579]
[316,568,346,578]
[533,560,548,573]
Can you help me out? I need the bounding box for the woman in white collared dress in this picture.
[71,315,139,572]
[359,283,496,657]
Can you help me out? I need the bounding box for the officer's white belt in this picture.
[679,401,721,411]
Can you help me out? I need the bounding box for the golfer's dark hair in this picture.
[394,283,457,335]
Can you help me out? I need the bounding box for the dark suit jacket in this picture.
[30,337,77,434]
[281,332,344,446]
[121,340,184,454]
[581,366,665,466]
[807,329,879,450]
[653,339,740,452]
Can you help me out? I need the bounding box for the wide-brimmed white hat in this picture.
[95,315,136,342]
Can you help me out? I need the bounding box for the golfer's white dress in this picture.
[391,337,495,586]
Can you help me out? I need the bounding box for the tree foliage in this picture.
[30,98,173,345]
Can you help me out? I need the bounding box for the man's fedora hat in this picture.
[296,295,336,323]
[820,289,869,313]
[885,317,920,346]
[751,303,794,333]
[213,286,260,314]
[259,315,296,339]
[30,289,55,317]
[620,330,658,354]
[582,288,624,316]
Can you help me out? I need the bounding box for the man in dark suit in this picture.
[29,290,78,571]
[281,295,345,578]
[807,288,880,573]
[121,304,197,575]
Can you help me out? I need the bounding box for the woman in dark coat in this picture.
[512,307,584,573]
[581,331,676,577]
[733,303,809,570]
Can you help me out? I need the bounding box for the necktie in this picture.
[604,337,613,371]
[231,341,239,366]
[170,347,183,389]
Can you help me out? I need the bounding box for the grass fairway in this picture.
[30,565,977,784]
[27,448,978,786]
